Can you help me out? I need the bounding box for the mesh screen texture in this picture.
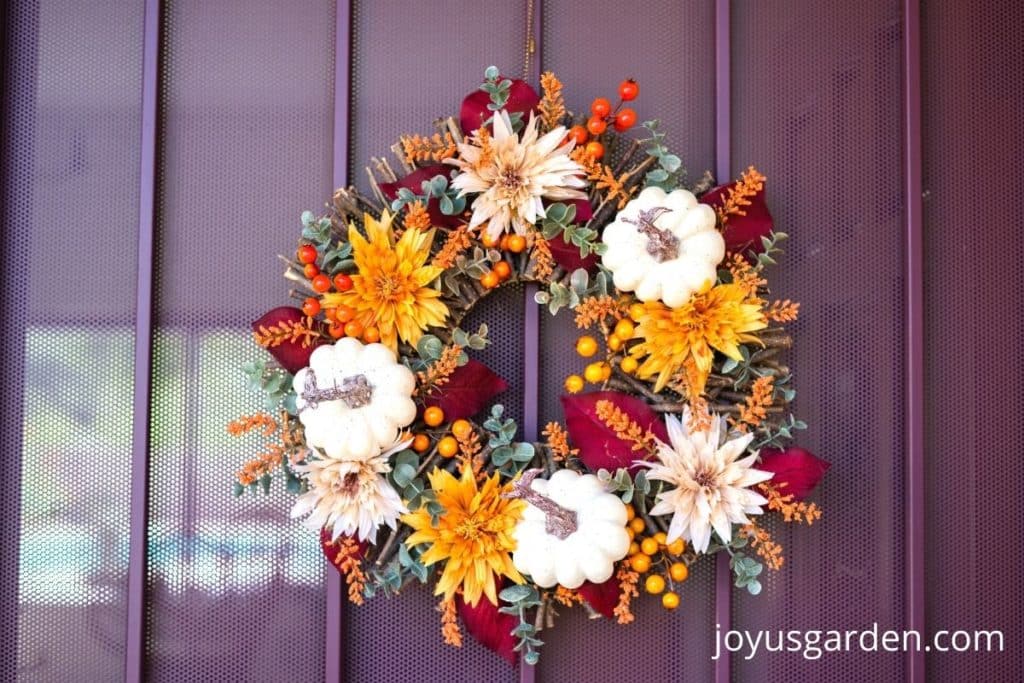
[145,1,335,680]
[730,2,907,681]
[2,0,143,680]
[922,1,1024,680]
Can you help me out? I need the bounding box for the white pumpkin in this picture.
[511,469,631,589]
[601,186,725,308]
[293,338,417,461]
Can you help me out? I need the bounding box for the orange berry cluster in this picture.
[410,407,475,460]
[563,308,645,393]
[295,243,379,343]
[567,79,640,161]
[623,504,688,610]
[478,232,527,288]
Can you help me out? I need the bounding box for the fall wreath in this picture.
[231,67,829,664]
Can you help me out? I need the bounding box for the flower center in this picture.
[374,273,404,301]
[498,167,525,193]
[299,370,374,410]
[455,515,485,541]
[694,468,717,489]
[624,206,679,262]
[335,471,361,496]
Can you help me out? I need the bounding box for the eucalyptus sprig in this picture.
[387,173,467,217]
[534,266,612,315]
[539,202,607,258]
[639,120,686,191]
[482,405,534,478]
[498,584,544,665]
[480,65,524,133]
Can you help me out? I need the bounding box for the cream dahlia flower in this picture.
[637,409,773,553]
[446,110,587,239]
[291,440,409,542]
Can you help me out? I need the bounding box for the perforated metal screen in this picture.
[3,0,1023,681]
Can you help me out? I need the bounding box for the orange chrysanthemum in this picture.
[402,465,525,606]
[322,210,448,351]
[630,282,767,394]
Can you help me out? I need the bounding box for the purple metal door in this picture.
[2,1,1021,681]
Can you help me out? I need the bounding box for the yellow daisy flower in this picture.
[322,210,448,351]
[629,282,767,395]
[402,465,525,607]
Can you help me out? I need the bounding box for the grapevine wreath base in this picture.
[231,67,829,664]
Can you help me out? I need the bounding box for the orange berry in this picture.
[586,115,607,135]
[645,574,666,595]
[654,531,668,545]
[328,322,344,338]
[412,434,430,453]
[493,261,512,280]
[628,302,646,321]
[662,591,680,610]
[628,517,646,534]
[567,124,589,146]
[640,537,659,556]
[575,335,599,357]
[302,297,321,317]
[343,320,364,337]
[423,406,445,427]
[324,307,338,322]
[607,335,623,352]
[311,273,331,293]
[584,140,605,160]
[669,562,689,582]
[666,539,686,556]
[564,374,585,394]
[362,326,380,344]
[303,263,320,279]
[614,318,635,339]
[620,356,639,374]
[437,436,459,458]
[630,554,651,573]
[591,97,612,118]
[618,79,639,102]
[614,107,637,132]
[481,230,500,248]
[625,504,636,521]
[583,362,605,384]
[451,419,473,440]
[499,234,511,250]
[628,541,640,555]
[626,527,636,541]
[481,270,500,289]
[333,273,353,292]
[297,244,318,265]
[335,305,355,323]
[506,234,527,253]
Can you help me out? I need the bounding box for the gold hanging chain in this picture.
[522,0,536,81]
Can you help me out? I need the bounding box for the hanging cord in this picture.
[522,0,536,80]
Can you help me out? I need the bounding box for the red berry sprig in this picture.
[567,79,641,160]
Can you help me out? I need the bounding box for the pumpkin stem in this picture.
[299,369,373,410]
[623,206,678,261]
[504,469,578,539]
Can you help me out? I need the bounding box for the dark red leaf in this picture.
[561,391,669,472]
[251,306,325,374]
[319,527,367,571]
[758,446,829,501]
[379,165,464,229]
[460,77,540,136]
[457,584,518,665]
[699,181,774,255]
[424,360,508,420]
[547,233,599,273]
[576,577,619,619]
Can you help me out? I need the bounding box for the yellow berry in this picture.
[614,318,635,339]
[600,362,612,381]
[620,356,639,373]
[607,334,623,351]
[583,362,605,383]
[669,562,689,582]
[662,591,680,610]
[630,554,651,573]
[654,531,668,546]
[629,303,646,321]
[423,406,445,427]
[666,539,686,556]
[564,374,585,393]
[626,527,636,541]
[628,517,646,534]
[625,504,636,521]
[645,574,666,595]
[575,335,599,357]
[628,541,640,555]
[411,434,430,453]
[451,419,473,440]
[437,436,459,458]
[640,537,659,556]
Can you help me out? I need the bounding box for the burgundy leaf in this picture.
[379,165,464,229]
[457,586,518,665]
[424,359,508,420]
[251,306,325,374]
[319,527,367,572]
[561,391,669,472]
[576,577,619,619]
[460,77,540,135]
[547,233,599,273]
[699,181,774,255]
[758,446,829,501]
